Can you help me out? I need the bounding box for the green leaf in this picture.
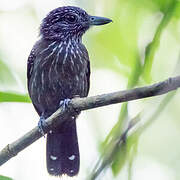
[0,91,31,103]
[112,134,139,177]
[102,54,142,148]
[142,1,178,82]
[0,175,13,180]
[101,53,142,175]
[111,142,127,176]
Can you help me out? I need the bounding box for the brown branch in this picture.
[0,76,180,166]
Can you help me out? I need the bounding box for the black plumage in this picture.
[27,6,111,176]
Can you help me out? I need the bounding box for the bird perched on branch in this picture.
[27,6,112,177]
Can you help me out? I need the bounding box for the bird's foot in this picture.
[38,115,47,137]
[59,97,80,117]
[59,98,71,111]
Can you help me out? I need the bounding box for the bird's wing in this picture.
[79,43,91,97]
[27,48,36,91]
[85,59,90,96]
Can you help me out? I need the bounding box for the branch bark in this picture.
[0,75,180,166]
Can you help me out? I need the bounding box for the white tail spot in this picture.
[50,155,57,160]
[68,155,75,160]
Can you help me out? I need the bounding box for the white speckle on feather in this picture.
[50,168,54,171]
[75,75,79,82]
[40,41,56,54]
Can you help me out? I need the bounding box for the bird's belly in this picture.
[30,63,87,115]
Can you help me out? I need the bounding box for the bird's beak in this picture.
[89,16,112,26]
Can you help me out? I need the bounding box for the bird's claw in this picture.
[38,115,47,137]
[59,98,80,117]
[59,98,71,111]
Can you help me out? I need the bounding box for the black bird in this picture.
[27,6,112,177]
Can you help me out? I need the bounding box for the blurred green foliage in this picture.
[0,91,30,103]
[0,175,12,180]
[87,0,180,178]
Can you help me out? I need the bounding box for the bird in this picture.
[27,6,112,177]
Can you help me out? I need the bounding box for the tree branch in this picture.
[88,91,176,179]
[0,75,180,166]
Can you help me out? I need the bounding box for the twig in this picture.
[88,91,176,180]
[88,114,140,180]
[0,76,180,166]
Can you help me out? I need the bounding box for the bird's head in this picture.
[40,6,112,41]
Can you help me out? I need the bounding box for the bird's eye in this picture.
[65,14,77,23]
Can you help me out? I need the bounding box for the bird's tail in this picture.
[46,117,79,176]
